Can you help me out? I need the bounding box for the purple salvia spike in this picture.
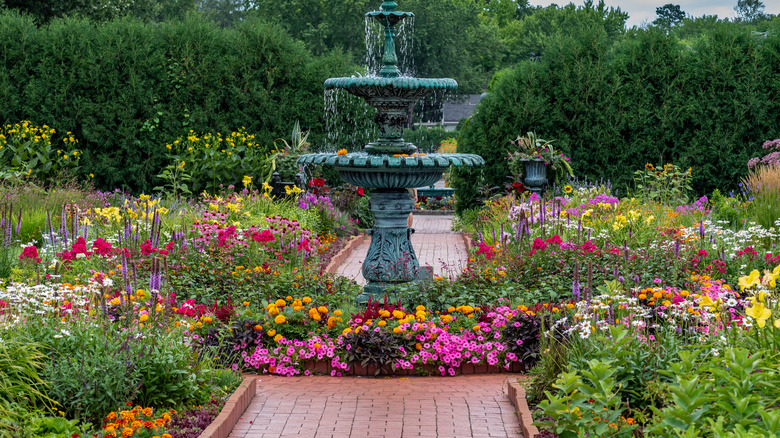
[121,250,132,298]
[73,208,78,243]
[699,220,705,239]
[478,231,484,243]
[47,210,56,246]
[124,216,132,241]
[132,260,138,289]
[15,208,22,236]
[674,239,680,257]
[492,227,496,244]
[149,257,158,291]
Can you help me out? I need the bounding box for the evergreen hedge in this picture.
[0,11,356,192]
[453,25,780,213]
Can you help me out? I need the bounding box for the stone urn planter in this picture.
[522,159,547,195]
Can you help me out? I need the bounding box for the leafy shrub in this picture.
[38,323,204,424]
[536,359,638,437]
[454,26,780,212]
[0,11,361,192]
[647,348,780,437]
[633,163,693,205]
[167,128,277,194]
[0,122,81,181]
[404,127,456,153]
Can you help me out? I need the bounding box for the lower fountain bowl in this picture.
[297,152,485,189]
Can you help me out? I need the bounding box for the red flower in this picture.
[309,178,326,187]
[357,187,365,196]
[19,245,42,263]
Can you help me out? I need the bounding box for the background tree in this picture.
[499,0,627,64]
[734,0,766,23]
[653,3,686,30]
[2,0,197,23]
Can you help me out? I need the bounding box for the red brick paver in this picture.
[228,375,524,438]
[336,215,468,285]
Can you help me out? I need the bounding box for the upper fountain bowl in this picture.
[324,77,457,98]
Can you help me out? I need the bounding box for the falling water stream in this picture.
[323,11,419,152]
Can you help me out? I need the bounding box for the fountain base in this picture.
[357,189,419,304]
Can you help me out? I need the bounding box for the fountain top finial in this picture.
[380,1,398,12]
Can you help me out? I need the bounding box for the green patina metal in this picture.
[297,0,485,304]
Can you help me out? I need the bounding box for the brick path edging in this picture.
[507,379,540,438]
[256,360,530,377]
[325,233,367,274]
[197,376,257,438]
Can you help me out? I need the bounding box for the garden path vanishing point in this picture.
[335,214,469,285]
[227,374,524,438]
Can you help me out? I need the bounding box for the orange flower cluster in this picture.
[102,404,176,438]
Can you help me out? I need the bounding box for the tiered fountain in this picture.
[298,0,484,303]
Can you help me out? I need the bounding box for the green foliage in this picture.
[0,122,80,181]
[499,0,628,63]
[0,336,53,422]
[22,320,204,424]
[653,4,686,30]
[167,128,277,194]
[404,127,456,154]
[709,189,746,227]
[567,325,688,414]
[536,358,638,437]
[633,162,693,204]
[454,23,780,212]
[3,0,198,24]
[0,11,358,193]
[154,159,192,199]
[647,348,780,437]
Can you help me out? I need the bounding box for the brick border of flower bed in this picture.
[325,233,367,274]
[197,376,257,438]
[507,379,539,438]
[462,232,475,249]
[259,360,530,377]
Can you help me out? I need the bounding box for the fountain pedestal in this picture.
[359,189,419,303]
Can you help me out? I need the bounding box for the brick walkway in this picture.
[335,215,468,285]
[228,375,524,438]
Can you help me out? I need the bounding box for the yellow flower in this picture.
[274,334,283,342]
[274,315,286,324]
[563,185,573,194]
[746,302,772,328]
[267,329,276,337]
[699,295,719,310]
[178,161,185,169]
[740,270,761,292]
[139,314,149,323]
[336,149,347,156]
[242,175,252,187]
